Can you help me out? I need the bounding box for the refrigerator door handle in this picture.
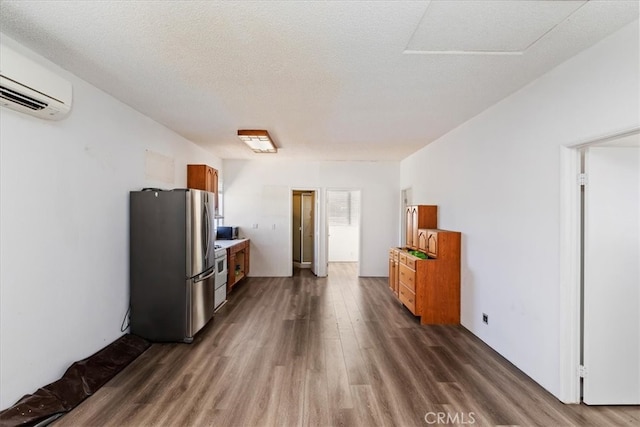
[203,202,210,260]
[194,267,215,283]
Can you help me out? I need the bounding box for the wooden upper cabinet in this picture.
[411,207,419,249]
[406,207,414,247]
[207,167,218,195]
[426,229,460,260]
[405,205,437,249]
[187,164,219,211]
[427,230,438,258]
[187,164,217,192]
[417,229,428,252]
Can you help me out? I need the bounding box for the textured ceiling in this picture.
[0,1,638,161]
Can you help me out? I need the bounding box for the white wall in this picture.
[400,20,639,399]
[328,226,359,262]
[0,34,222,410]
[222,160,398,277]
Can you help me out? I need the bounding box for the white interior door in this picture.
[302,192,316,275]
[583,146,640,404]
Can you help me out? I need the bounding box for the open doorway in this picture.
[326,189,361,277]
[292,190,316,273]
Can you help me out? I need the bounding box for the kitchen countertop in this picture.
[215,238,248,249]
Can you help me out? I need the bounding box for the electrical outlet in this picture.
[482,313,489,324]
[252,223,258,229]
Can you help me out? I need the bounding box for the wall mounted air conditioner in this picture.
[0,43,72,120]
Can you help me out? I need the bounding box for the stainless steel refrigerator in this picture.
[129,188,216,343]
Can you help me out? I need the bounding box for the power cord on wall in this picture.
[120,305,130,332]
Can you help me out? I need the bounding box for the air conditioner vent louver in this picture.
[1,85,48,111]
[0,43,72,120]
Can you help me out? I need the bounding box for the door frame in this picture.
[289,188,325,277]
[292,191,314,267]
[559,126,640,403]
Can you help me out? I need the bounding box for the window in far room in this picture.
[328,190,360,226]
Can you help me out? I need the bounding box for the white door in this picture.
[583,146,640,404]
[303,192,315,276]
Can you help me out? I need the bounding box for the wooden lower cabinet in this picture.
[389,230,461,324]
[388,251,395,294]
[398,263,416,292]
[388,248,399,296]
[227,239,250,292]
[398,283,416,314]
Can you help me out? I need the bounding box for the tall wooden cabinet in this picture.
[405,205,437,249]
[187,164,219,212]
[390,206,461,325]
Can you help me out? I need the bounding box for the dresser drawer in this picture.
[398,263,416,292]
[405,256,416,270]
[399,251,417,269]
[398,252,407,264]
[399,284,416,315]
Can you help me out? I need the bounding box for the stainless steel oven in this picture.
[214,246,228,310]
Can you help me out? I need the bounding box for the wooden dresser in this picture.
[391,229,461,325]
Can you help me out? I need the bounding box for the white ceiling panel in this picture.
[406,0,589,54]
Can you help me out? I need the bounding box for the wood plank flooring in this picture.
[55,263,639,426]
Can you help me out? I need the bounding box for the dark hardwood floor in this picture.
[55,263,639,426]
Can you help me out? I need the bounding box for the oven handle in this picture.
[217,257,228,273]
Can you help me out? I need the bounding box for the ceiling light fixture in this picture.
[237,129,277,153]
